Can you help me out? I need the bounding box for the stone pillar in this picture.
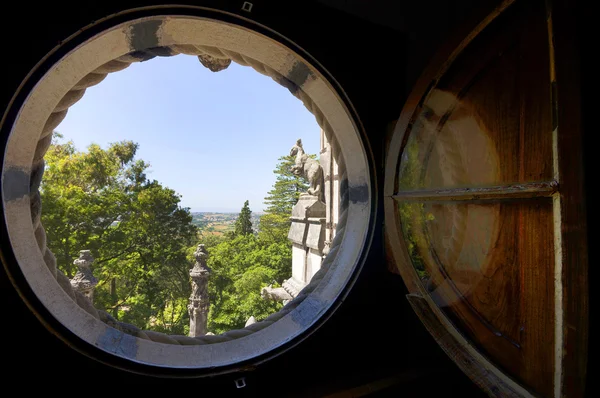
[320,128,340,252]
[287,195,326,291]
[70,250,98,302]
[188,244,212,337]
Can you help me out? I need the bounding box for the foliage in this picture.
[41,133,197,334]
[396,136,431,280]
[42,135,310,336]
[205,234,289,334]
[258,155,310,243]
[204,154,310,333]
[234,200,253,236]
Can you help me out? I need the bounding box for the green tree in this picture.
[206,234,289,333]
[203,153,310,333]
[258,155,310,243]
[41,133,197,334]
[234,200,253,236]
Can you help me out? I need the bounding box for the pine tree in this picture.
[234,200,253,235]
[259,155,311,242]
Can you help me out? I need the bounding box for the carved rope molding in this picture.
[29,44,349,346]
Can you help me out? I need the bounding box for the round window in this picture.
[0,9,375,372]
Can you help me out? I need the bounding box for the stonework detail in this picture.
[70,250,97,302]
[20,33,349,345]
[197,53,232,72]
[261,284,293,304]
[281,277,304,298]
[262,134,339,305]
[290,139,325,203]
[188,244,212,337]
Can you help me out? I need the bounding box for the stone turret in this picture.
[70,250,98,302]
[188,244,212,337]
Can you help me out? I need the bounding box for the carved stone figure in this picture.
[70,250,98,301]
[261,284,293,304]
[188,244,212,337]
[290,139,325,203]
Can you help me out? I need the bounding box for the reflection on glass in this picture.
[398,202,431,283]
[398,89,500,191]
[398,199,554,347]
[398,85,552,191]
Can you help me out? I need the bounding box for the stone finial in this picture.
[70,250,98,301]
[190,244,211,278]
[245,316,257,327]
[188,243,211,337]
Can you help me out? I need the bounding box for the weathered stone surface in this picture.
[306,218,326,251]
[288,196,326,251]
[287,194,327,287]
[70,250,97,301]
[307,249,323,280]
[197,54,232,72]
[261,284,293,304]
[291,245,307,283]
[188,244,211,337]
[291,195,326,219]
[288,222,307,245]
[282,277,305,297]
[290,139,325,202]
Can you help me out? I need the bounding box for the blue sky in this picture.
[55,55,321,212]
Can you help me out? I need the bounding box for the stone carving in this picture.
[261,284,293,304]
[245,316,257,327]
[197,53,232,72]
[282,278,304,298]
[188,244,212,337]
[70,250,98,302]
[290,139,325,203]
[25,37,345,346]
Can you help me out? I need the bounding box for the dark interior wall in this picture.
[316,0,500,92]
[3,0,586,396]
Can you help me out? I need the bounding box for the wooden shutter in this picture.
[384,0,587,396]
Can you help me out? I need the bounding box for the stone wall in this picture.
[321,128,340,250]
[284,129,339,295]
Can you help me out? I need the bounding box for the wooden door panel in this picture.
[398,199,554,397]
[385,0,587,396]
[397,2,552,192]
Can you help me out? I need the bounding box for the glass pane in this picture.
[398,199,555,393]
[398,32,552,192]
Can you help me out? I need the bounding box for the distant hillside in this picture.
[191,212,263,236]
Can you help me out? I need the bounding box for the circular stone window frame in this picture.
[0,7,375,374]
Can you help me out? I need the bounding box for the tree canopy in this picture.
[41,136,311,336]
[204,234,289,333]
[258,155,310,243]
[41,133,197,334]
[203,155,310,333]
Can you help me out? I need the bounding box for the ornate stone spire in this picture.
[188,244,212,337]
[70,250,98,302]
